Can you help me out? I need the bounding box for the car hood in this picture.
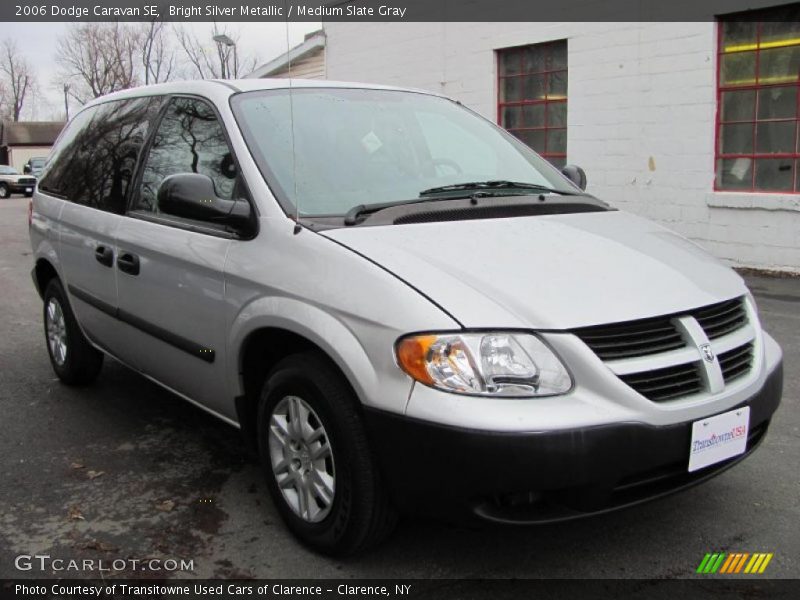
[322,211,747,329]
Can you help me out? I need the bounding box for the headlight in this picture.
[395,332,572,397]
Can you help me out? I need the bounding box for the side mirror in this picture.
[157,173,251,231]
[561,164,587,191]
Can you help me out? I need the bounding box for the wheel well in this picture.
[34,259,59,299]
[236,328,356,453]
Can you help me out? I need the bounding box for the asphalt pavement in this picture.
[0,196,798,579]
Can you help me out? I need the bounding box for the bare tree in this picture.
[56,23,141,102]
[175,24,221,79]
[140,20,175,85]
[175,24,257,79]
[0,39,34,121]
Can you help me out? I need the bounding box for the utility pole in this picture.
[63,84,70,120]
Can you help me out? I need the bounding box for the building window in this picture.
[716,6,800,192]
[497,40,567,168]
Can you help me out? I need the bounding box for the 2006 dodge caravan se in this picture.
[29,80,782,555]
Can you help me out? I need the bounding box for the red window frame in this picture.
[715,12,800,193]
[496,40,567,166]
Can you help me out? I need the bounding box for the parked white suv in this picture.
[0,165,36,198]
[29,80,783,555]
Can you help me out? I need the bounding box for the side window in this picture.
[38,106,98,198]
[134,97,238,213]
[39,97,162,213]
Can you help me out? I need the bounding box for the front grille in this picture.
[18,177,35,184]
[576,297,752,403]
[694,298,748,340]
[719,342,754,383]
[572,316,685,360]
[573,297,748,362]
[619,362,704,402]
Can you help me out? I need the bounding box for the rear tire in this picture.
[257,352,397,556]
[43,278,103,386]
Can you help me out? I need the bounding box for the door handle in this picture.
[94,245,114,267]
[117,252,140,276]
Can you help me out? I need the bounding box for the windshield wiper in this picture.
[419,180,581,196]
[344,196,455,225]
[343,180,582,225]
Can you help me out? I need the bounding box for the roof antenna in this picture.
[284,8,301,235]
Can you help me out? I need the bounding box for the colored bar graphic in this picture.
[711,553,726,573]
[704,553,720,573]
[734,553,749,573]
[697,554,712,573]
[699,552,774,575]
[722,553,739,574]
[720,554,736,573]
[744,554,760,573]
[759,554,773,573]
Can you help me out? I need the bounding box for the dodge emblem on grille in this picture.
[700,343,715,363]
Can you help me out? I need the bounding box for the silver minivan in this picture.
[29,80,783,555]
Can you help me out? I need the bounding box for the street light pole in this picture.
[212,34,237,79]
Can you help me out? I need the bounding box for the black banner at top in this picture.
[3,0,798,22]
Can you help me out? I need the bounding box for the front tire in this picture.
[257,353,396,555]
[0,183,9,198]
[43,278,103,385]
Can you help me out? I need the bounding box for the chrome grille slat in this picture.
[619,360,701,380]
[582,326,677,344]
[588,340,687,360]
[619,362,704,402]
[694,298,748,340]
[585,331,683,346]
[573,317,683,360]
[719,342,754,384]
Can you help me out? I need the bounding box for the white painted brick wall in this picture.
[323,21,800,273]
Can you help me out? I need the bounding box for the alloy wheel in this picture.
[268,395,335,523]
[46,298,67,366]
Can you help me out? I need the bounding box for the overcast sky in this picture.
[6,21,320,120]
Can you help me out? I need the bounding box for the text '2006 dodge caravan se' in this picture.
[29,80,782,555]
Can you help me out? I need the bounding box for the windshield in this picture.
[30,159,45,167]
[231,88,576,217]
[0,166,18,175]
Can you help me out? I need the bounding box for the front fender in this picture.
[227,296,415,415]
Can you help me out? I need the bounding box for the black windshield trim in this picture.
[419,180,582,197]
[306,194,613,229]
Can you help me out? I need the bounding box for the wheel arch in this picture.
[33,257,60,299]
[230,301,381,454]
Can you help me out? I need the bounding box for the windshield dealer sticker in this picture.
[361,131,383,154]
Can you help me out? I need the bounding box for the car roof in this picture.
[83,78,443,109]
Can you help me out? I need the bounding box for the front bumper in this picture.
[364,360,782,523]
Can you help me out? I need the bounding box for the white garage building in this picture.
[322,6,800,273]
